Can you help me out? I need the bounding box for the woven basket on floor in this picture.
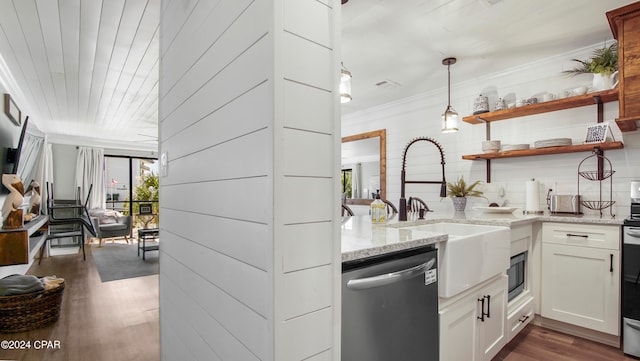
[0,282,64,333]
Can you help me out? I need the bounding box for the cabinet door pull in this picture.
[485,295,491,318]
[477,298,485,322]
[610,254,614,273]
[519,315,530,323]
[566,233,588,238]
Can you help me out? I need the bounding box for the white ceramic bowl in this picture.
[573,86,588,96]
[482,140,501,153]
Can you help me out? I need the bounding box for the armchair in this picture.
[89,211,133,247]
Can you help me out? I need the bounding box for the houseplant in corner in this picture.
[446,175,483,212]
[563,42,618,91]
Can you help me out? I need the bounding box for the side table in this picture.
[137,228,159,260]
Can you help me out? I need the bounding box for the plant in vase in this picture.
[562,42,618,91]
[446,175,483,212]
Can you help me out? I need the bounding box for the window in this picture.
[341,169,352,198]
[105,155,158,229]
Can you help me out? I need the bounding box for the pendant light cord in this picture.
[442,57,456,109]
[447,63,451,107]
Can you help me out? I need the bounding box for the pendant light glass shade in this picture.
[441,57,458,133]
[340,63,352,103]
[442,105,459,133]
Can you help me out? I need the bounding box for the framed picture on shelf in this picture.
[584,122,612,144]
[4,93,21,126]
[139,203,153,215]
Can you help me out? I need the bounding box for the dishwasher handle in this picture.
[626,318,640,332]
[626,228,640,239]
[346,258,436,290]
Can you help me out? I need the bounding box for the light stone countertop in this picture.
[341,216,448,263]
[341,210,624,263]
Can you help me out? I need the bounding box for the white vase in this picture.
[592,72,619,91]
[452,197,467,212]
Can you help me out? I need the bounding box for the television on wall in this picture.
[2,116,44,193]
[9,116,29,174]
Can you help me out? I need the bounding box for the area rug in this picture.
[91,243,158,282]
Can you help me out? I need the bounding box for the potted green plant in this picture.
[446,175,483,212]
[563,43,618,91]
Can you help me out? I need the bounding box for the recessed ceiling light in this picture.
[375,79,402,88]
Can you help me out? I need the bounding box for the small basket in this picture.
[0,282,64,333]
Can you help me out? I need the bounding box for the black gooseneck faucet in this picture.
[399,137,447,221]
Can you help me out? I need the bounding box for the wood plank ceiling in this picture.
[0,0,159,151]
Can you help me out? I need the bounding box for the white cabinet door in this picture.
[440,275,507,361]
[477,275,508,361]
[541,243,620,335]
[440,292,478,361]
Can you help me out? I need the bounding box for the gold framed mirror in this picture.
[341,129,386,205]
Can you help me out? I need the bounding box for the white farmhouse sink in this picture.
[400,222,510,298]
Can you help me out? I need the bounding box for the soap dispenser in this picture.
[370,190,385,223]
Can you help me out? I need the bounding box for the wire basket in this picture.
[577,149,616,218]
[0,282,64,333]
[581,200,616,211]
[578,170,615,181]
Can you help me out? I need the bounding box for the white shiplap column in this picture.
[159,0,340,360]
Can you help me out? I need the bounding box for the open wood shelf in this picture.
[462,89,619,124]
[461,141,624,160]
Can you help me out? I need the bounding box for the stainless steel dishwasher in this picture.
[342,246,439,361]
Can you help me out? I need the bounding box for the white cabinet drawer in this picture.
[507,296,534,342]
[542,222,620,250]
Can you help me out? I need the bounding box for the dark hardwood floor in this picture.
[0,242,159,361]
[494,324,637,361]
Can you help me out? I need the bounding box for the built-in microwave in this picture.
[507,251,527,302]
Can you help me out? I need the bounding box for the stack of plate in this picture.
[501,144,530,151]
[482,140,501,153]
[534,138,572,149]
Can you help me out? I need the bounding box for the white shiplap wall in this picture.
[159,0,340,360]
[343,44,640,218]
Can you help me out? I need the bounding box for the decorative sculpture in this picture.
[25,180,41,215]
[2,174,25,230]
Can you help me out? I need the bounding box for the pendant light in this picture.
[340,62,352,104]
[441,57,458,133]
